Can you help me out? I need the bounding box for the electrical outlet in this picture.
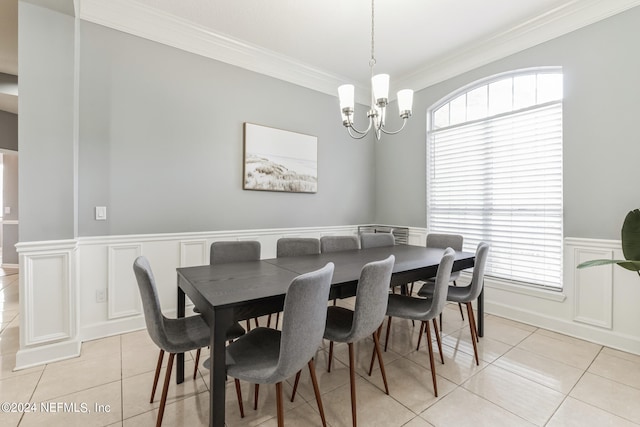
[96,289,107,303]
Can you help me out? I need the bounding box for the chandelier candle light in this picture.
[338,0,414,140]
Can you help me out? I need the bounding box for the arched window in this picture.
[427,68,563,289]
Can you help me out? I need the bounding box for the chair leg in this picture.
[466,303,480,365]
[432,318,444,364]
[308,358,327,427]
[156,352,174,427]
[267,313,272,328]
[372,331,389,395]
[368,324,383,376]
[276,312,280,328]
[416,321,425,351]
[424,325,438,397]
[254,317,260,328]
[275,382,284,427]
[150,349,164,403]
[291,370,302,402]
[234,379,245,418]
[400,285,415,327]
[348,342,357,427]
[254,384,259,410]
[384,316,392,352]
[469,301,480,342]
[409,281,414,295]
[246,319,252,332]
[328,341,334,372]
[453,281,465,320]
[193,348,201,380]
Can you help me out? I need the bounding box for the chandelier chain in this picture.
[370,0,376,67]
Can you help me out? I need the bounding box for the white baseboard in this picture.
[486,300,640,355]
[81,315,146,342]
[15,339,81,370]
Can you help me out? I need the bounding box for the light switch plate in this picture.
[95,206,107,220]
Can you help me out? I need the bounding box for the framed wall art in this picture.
[243,123,318,193]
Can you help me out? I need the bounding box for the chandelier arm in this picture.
[346,116,373,135]
[347,126,371,140]
[379,118,409,136]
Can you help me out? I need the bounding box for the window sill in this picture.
[461,272,567,302]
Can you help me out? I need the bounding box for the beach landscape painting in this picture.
[243,123,318,193]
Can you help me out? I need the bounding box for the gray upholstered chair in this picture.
[271,237,321,327]
[320,235,360,253]
[319,235,359,306]
[414,233,465,341]
[359,232,395,249]
[277,237,321,257]
[371,248,455,397]
[225,263,335,427]
[210,240,261,265]
[133,256,245,426]
[193,241,260,382]
[303,255,395,427]
[417,242,490,365]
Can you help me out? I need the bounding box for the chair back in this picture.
[349,255,395,342]
[426,233,463,281]
[277,237,320,257]
[276,262,334,380]
[424,248,456,319]
[426,233,463,251]
[360,232,395,249]
[133,256,170,351]
[466,242,490,301]
[210,241,260,265]
[320,235,360,253]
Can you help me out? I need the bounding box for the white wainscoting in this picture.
[16,240,80,369]
[107,244,142,320]
[14,225,358,369]
[14,228,640,369]
[485,237,640,354]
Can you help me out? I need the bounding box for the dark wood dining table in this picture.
[176,244,476,427]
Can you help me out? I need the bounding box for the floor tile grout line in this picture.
[16,357,47,426]
[563,345,640,425]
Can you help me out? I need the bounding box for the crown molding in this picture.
[78,0,640,103]
[396,0,640,92]
[78,0,363,100]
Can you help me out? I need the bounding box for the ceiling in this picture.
[2,0,640,114]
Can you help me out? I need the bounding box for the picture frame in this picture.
[243,122,318,193]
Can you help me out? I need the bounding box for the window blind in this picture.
[427,102,563,288]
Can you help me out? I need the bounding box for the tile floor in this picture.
[1,271,640,426]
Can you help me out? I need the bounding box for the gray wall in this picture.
[77,22,375,237]
[376,6,640,240]
[0,110,17,151]
[2,152,18,264]
[18,1,75,242]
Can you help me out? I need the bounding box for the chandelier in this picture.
[338,0,413,140]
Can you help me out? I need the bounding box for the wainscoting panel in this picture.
[179,240,207,267]
[107,244,142,320]
[573,247,614,328]
[23,252,72,344]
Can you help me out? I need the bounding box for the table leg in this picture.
[477,287,484,337]
[210,308,233,427]
[177,284,186,384]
